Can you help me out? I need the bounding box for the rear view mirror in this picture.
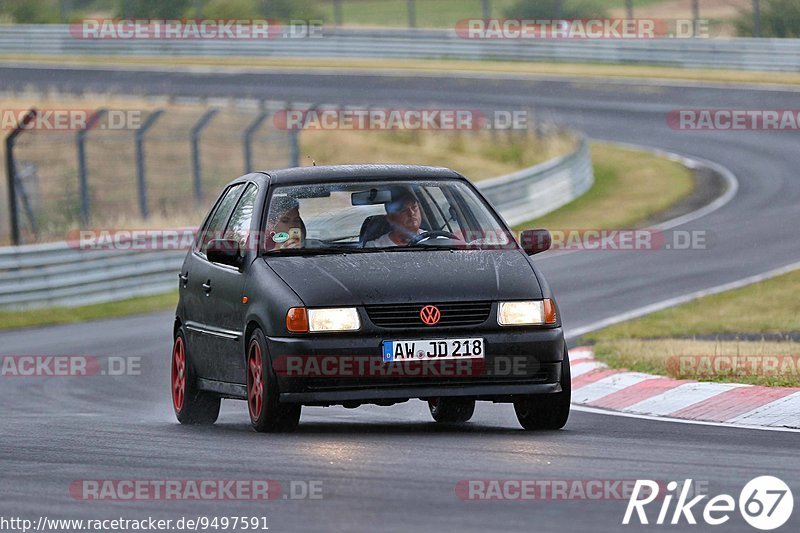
[206,239,244,269]
[519,229,551,255]
[352,188,392,206]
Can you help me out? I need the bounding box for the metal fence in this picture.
[1,25,799,71]
[3,102,298,246]
[0,136,594,310]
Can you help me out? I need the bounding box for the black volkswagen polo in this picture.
[171,165,569,432]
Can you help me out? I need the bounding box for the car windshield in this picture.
[263,179,515,253]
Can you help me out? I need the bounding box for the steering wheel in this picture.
[408,230,460,246]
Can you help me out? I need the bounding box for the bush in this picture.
[201,0,260,19]
[200,0,322,21]
[115,0,192,18]
[4,0,61,23]
[735,0,800,37]
[504,0,609,19]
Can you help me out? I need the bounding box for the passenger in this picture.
[267,196,306,250]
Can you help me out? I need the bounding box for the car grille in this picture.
[365,301,493,328]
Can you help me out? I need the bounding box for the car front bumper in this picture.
[266,327,565,405]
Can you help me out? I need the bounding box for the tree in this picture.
[504,0,609,19]
[4,0,61,23]
[735,0,800,37]
[116,0,192,18]
[201,0,321,21]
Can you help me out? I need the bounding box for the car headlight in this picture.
[497,300,557,326]
[286,307,361,333]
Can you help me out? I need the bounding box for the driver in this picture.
[364,189,424,248]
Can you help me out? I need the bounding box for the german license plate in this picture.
[382,338,485,363]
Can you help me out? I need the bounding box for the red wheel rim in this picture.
[172,337,186,412]
[247,340,264,419]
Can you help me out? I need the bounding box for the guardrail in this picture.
[0,25,799,71]
[0,138,593,310]
[0,243,185,309]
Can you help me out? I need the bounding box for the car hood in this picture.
[264,249,542,306]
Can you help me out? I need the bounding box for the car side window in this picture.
[224,183,258,251]
[198,184,244,253]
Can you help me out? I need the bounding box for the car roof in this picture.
[256,164,465,186]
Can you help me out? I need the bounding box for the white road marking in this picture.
[572,372,654,404]
[571,405,800,434]
[728,391,800,428]
[622,382,745,416]
[569,360,607,378]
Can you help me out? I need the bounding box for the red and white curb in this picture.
[569,347,800,430]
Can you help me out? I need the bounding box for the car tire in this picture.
[246,328,301,433]
[171,327,221,425]
[428,398,475,423]
[513,346,571,430]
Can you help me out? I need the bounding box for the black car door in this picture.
[202,182,260,384]
[183,182,245,380]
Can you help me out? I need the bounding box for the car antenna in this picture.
[307,155,316,166]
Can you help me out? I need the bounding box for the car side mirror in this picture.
[519,229,551,255]
[206,239,244,269]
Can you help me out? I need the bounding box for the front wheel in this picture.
[246,328,301,433]
[513,346,571,430]
[428,398,475,423]
[172,328,220,425]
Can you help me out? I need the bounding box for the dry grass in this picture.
[593,338,800,387]
[1,55,799,87]
[299,129,577,181]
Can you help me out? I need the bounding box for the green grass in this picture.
[515,143,694,231]
[317,0,522,27]
[314,0,682,28]
[0,291,178,330]
[584,262,800,387]
[585,269,800,341]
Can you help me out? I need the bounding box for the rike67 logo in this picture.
[624,477,794,530]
